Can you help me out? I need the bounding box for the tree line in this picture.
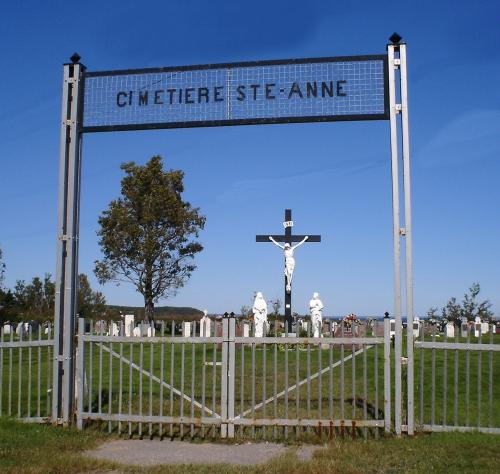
[0,268,114,324]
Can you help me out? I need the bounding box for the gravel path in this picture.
[85,440,318,466]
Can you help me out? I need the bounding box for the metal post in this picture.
[387,43,402,436]
[220,317,229,438]
[53,56,85,424]
[399,43,414,436]
[384,313,391,433]
[76,318,85,430]
[227,317,236,438]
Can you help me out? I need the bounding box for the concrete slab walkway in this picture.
[85,440,317,466]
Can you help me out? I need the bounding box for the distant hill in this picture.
[107,305,203,321]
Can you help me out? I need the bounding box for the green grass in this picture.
[1,416,499,473]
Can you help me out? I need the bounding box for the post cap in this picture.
[389,32,402,44]
[384,312,390,319]
[70,52,81,64]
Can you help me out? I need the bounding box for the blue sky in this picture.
[0,0,499,317]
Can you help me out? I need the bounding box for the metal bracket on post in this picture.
[52,54,85,425]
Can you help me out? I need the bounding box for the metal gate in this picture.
[75,316,391,439]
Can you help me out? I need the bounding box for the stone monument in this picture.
[309,292,324,338]
[252,292,268,337]
[200,309,211,337]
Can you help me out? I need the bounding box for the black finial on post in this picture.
[384,311,390,319]
[70,52,81,64]
[389,32,402,45]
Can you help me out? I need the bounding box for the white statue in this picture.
[309,292,324,338]
[269,236,309,292]
[252,292,268,337]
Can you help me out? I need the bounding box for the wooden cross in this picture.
[256,209,321,333]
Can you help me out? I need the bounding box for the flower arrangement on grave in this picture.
[342,313,359,328]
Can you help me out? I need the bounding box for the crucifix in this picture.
[256,209,321,333]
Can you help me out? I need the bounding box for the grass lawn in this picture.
[1,416,500,473]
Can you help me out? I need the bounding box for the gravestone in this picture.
[182,321,192,337]
[16,322,24,336]
[243,321,250,337]
[3,324,11,335]
[147,325,155,337]
[200,310,211,337]
[110,322,120,337]
[132,325,141,337]
[124,314,134,337]
[445,322,455,338]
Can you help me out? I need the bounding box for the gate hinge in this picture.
[395,104,402,114]
[399,227,406,236]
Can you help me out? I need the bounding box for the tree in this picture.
[13,274,54,322]
[94,156,205,322]
[0,247,5,289]
[77,274,109,320]
[429,282,494,328]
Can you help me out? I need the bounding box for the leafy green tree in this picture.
[13,274,54,322]
[94,156,205,322]
[77,274,109,320]
[430,282,494,328]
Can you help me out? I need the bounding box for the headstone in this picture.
[124,314,134,337]
[412,318,421,338]
[132,325,141,337]
[474,316,483,337]
[200,310,211,337]
[110,322,120,336]
[252,292,268,337]
[147,325,155,337]
[445,322,455,339]
[16,322,24,336]
[243,321,250,338]
[309,292,324,338]
[301,319,308,333]
[3,324,11,335]
[182,321,192,337]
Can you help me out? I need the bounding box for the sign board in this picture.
[82,55,388,132]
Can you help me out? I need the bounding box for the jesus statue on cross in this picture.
[268,235,309,293]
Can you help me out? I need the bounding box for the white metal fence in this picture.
[415,322,500,434]
[0,323,54,422]
[2,317,499,440]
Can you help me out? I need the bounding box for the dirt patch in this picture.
[85,440,318,466]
